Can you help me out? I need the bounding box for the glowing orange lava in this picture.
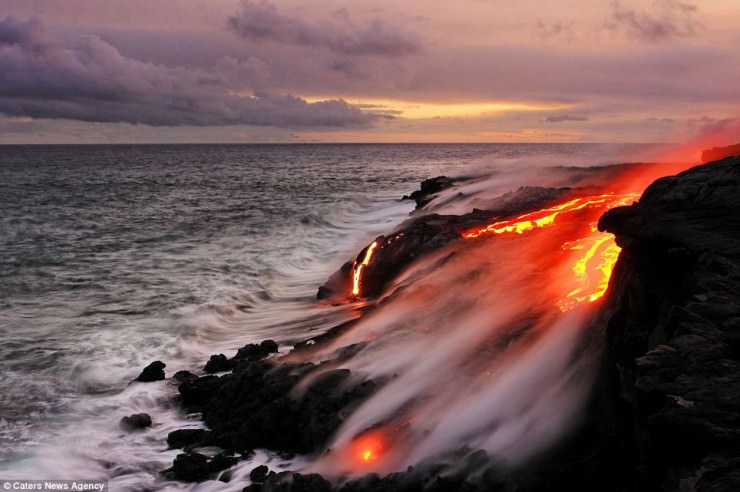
[462,193,639,311]
[462,194,637,239]
[556,226,623,311]
[351,240,378,297]
[349,431,385,465]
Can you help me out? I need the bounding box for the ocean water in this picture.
[0,143,640,489]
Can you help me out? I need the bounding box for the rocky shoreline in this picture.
[131,153,740,491]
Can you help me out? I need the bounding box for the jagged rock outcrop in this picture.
[401,176,455,209]
[119,413,152,431]
[135,360,166,382]
[594,155,740,491]
[167,340,377,459]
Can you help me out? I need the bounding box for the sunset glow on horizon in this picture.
[0,0,737,144]
[301,96,573,120]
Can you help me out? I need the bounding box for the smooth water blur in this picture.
[0,143,637,488]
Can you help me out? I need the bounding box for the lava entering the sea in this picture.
[349,194,639,308]
[462,193,639,311]
[312,162,698,478]
[349,431,386,466]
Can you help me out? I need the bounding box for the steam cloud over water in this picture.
[308,215,605,475]
[290,154,695,477]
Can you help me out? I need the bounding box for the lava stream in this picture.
[462,193,638,311]
[351,240,378,297]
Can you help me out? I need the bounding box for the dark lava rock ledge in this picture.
[593,155,740,491]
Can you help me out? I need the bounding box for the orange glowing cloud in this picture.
[302,97,572,120]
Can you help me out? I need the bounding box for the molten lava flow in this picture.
[463,194,637,239]
[351,240,378,297]
[462,193,639,311]
[310,163,705,477]
[556,227,623,311]
[349,431,385,466]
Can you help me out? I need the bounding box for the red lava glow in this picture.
[349,431,385,466]
[351,240,378,297]
[462,194,637,239]
[462,193,639,311]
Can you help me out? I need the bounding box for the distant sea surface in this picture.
[0,143,644,489]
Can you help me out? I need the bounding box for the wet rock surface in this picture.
[250,465,270,483]
[203,353,233,373]
[401,175,455,209]
[119,413,152,431]
[167,339,377,461]
[167,428,208,449]
[135,360,166,382]
[164,451,240,482]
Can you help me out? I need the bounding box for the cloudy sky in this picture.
[0,0,738,143]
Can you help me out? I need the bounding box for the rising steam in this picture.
[292,155,696,478]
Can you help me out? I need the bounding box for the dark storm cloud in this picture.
[0,15,42,46]
[606,0,700,43]
[544,114,589,123]
[227,0,421,56]
[0,16,375,128]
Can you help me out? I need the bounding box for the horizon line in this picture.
[0,141,671,146]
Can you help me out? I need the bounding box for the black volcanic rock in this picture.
[599,157,740,255]
[119,413,152,431]
[402,176,454,209]
[170,356,377,460]
[167,428,208,449]
[594,155,740,490]
[234,340,279,361]
[135,360,166,382]
[178,374,221,406]
[204,354,234,373]
[173,369,198,384]
[209,452,239,474]
[171,452,210,482]
[250,465,269,483]
[167,451,239,482]
[205,362,375,454]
